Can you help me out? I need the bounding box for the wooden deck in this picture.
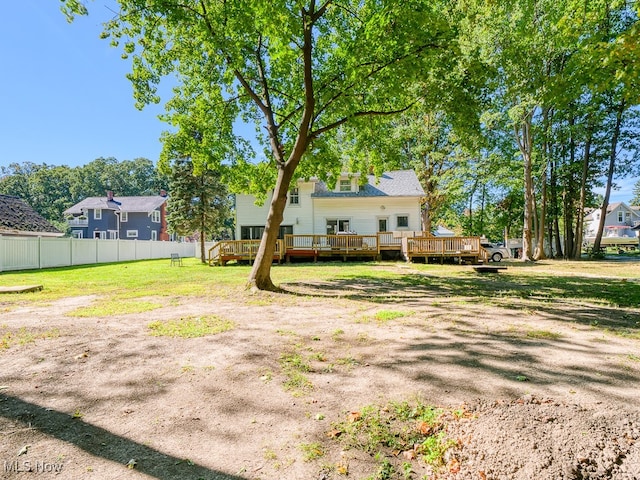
[208,234,488,266]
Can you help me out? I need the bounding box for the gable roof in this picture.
[64,195,167,215]
[311,170,424,198]
[0,195,63,237]
[584,201,640,220]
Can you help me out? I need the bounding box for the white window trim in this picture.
[94,208,102,220]
[377,216,389,232]
[126,230,139,238]
[71,230,83,239]
[151,230,158,241]
[289,187,300,205]
[120,211,128,222]
[151,210,161,223]
[339,179,352,192]
[396,214,409,229]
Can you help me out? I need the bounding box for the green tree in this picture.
[166,158,231,263]
[62,0,476,290]
[632,179,640,206]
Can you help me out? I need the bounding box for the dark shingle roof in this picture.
[64,195,167,215]
[0,195,62,236]
[311,170,424,198]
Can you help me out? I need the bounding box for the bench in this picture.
[170,253,183,266]
[472,265,507,274]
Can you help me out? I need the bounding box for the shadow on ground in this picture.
[0,394,247,480]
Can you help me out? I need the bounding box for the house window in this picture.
[71,230,83,239]
[326,219,351,234]
[151,230,158,241]
[108,230,118,239]
[94,208,102,220]
[120,212,128,222]
[151,210,161,223]
[339,179,352,192]
[127,230,138,238]
[397,215,409,228]
[241,226,264,240]
[289,187,299,205]
[618,211,624,222]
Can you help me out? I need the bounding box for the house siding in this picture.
[235,173,424,238]
[312,197,421,235]
[235,181,316,239]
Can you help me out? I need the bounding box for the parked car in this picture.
[481,242,510,262]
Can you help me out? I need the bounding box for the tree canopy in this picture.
[62,0,480,290]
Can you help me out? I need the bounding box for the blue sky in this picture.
[0,1,636,203]
[0,1,168,168]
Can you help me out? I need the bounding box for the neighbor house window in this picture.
[94,208,102,220]
[339,179,351,192]
[127,230,138,238]
[151,230,158,241]
[397,215,409,228]
[618,211,624,222]
[151,210,161,223]
[289,187,299,205]
[120,212,128,222]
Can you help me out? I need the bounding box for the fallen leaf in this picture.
[417,421,432,435]
[347,411,361,423]
[402,449,416,460]
[326,429,342,438]
[478,471,487,480]
[448,458,460,473]
[17,445,30,456]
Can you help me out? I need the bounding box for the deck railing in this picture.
[208,239,283,265]
[407,236,481,256]
[284,234,380,253]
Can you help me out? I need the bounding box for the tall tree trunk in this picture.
[550,157,563,258]
[515,110,534,261]
[247,162,297,291]
[593,100,625,254]
[573,119,593,259]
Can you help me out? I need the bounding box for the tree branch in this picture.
[310,102,417,139]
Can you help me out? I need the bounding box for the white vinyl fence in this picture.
[0,235,196,272]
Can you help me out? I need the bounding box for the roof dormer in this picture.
[335,174,360,193]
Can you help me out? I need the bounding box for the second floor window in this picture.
[151,210,161,223]
[618,211,624,222]
[94,208,102,220]
[339,179,351,192]
[120,212,128,222]
[289,187,299,205]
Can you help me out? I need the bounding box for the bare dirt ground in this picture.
[1,262,639,479]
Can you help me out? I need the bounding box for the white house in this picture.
[584,202,640,245]
[235,170,425,240]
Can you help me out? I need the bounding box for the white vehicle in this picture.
[481,242,510,262]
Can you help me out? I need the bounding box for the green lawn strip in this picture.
[0,326,61,350]
[148,315,234,338]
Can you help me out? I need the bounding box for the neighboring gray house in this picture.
[235,170,425,239]
[584,202,640,238]
[0,194,63,237]
[64,191,169,240]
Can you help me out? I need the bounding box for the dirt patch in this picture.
[1,267,639,479]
